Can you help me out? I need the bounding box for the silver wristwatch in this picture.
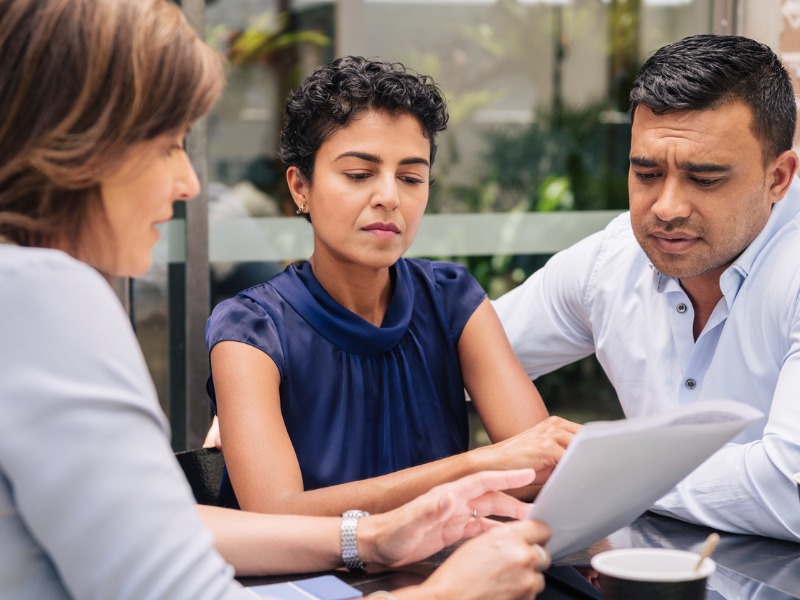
[341,509,370,574]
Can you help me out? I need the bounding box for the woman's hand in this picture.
[202,416,222,450]
[477,416,581,486]
[359,469,538,568]
[417,520,551,600]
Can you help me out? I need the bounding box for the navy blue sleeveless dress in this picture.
[205,257,486,506]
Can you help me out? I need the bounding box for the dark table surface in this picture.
[240,512,800,599]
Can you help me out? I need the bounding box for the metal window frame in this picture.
[169,0,212,450]
[712,0,741,33]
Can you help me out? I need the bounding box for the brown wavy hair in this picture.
[0,0,225,253]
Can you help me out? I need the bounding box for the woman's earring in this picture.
[295,204,306,215]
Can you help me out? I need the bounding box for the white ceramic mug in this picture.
[591,548,715,600]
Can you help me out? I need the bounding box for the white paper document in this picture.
[527,399,762,560]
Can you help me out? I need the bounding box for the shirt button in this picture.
[677,303,687,313]
[685,378,697,390]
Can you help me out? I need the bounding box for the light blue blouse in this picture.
[0,245,252,599]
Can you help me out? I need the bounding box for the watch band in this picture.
[341,509,370,574]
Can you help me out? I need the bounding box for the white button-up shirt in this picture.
[495,179,800,542]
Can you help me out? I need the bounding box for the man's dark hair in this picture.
[630,34,796,162]
[278,55,449,183]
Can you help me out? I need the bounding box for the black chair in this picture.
[175,447,225,506]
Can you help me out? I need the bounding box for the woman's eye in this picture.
[344,173,371,180]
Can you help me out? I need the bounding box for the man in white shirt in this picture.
[495,34,800,542]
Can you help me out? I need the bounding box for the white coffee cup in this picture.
[591,548,715,600]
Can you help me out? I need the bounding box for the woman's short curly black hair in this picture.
[278,55,449,183]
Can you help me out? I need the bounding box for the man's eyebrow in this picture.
[630,156,659,168]
[629,156,731,173]
[677,161,731,173]
[334,152,430,167]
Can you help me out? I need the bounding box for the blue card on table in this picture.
[250,574,361,600]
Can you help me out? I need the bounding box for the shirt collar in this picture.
[721,177,800,303]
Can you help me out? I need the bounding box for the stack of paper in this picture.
[528,399,762,560]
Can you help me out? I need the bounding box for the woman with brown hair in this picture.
[0,0,551,598]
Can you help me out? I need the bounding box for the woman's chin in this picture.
[116,255,154,279]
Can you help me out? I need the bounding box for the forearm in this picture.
[204,470,545,599]
[651,443,800,541]
[197,506,341,576]
[391,585,442,600]
[239,450,490,516]
[236,414,578,515]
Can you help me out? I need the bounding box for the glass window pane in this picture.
[133,0,743,438]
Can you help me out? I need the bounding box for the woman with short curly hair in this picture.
[206,55,580,517]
